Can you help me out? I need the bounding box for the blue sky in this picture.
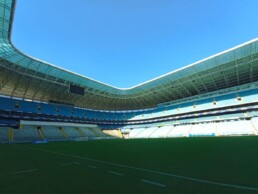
[11,0,258,88]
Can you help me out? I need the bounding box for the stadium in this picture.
[1,0,258,193]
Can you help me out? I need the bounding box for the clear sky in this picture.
[11,0,258,88]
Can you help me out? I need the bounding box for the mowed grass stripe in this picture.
[24,143,258,192]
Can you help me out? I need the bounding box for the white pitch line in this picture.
[108,170,124,176]
[25,146,258,192]
[141,179,166,187]
[60,161,81,166]
[14,169,38,174]
[88,165,98,169]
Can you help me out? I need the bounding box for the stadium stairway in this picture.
[117,129,123,138]
[215,123,220,136]
[165,126,174,137]
[169,125,192,137]
[59,127,69,139]
[134,128,147,138]
[137,127,159,138]
[37,126,45,140]
[148,127,159,138]
[87,127,107,137]
[75,127,86,137]
[63,127,81,139]
[129,128,143,138]
[147,126,170,138]
[250,119,258,135]
[8,128,13,143]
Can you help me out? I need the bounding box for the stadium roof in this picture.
[0,0,258,110]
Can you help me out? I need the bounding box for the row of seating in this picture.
[0,125,109,143]
[1,115,257,143]
[126,118,258,138]
[0,87,257,121]
[131,87,258,120]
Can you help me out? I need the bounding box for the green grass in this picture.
[0,136,258,194]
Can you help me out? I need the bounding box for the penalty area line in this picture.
[25,146,258,192]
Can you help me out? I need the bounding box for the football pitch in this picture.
[0,136,258,194]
